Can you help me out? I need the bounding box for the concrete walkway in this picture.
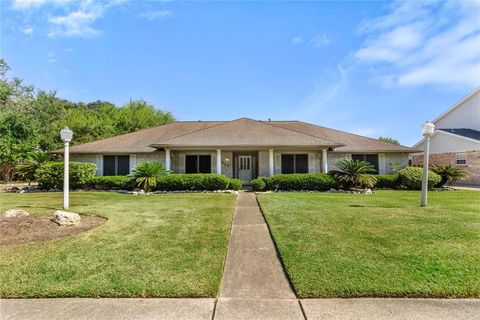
[216,191,304,319]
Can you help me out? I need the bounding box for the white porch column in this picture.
[216,149,222,175]
[322,149,328,173]
[269,149,274,176]
[165,149,171,171]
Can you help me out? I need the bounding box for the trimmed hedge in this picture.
[228,178,243,190]
[374,174,399,189]
[251,177,267,191]
[85,176,131,190]
[264,174,335,191]
[397,167,441,190]
[35,161,96,189]
[155,174,232,191]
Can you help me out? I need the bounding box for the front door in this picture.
[238,155,253,183]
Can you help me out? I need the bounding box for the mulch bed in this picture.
[0,215,107,245]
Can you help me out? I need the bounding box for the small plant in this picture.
[251,177,266,191]
[397,166,441,190]
[228,178,243,190]
[329,159,377,190]
[432,165,467,187]
[35,161,96,189]
[130,161,169,191]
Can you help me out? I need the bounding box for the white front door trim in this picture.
[239,155,253,183]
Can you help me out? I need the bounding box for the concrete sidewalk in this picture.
[2,298,480,320]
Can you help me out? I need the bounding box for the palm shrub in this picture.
[432,165,467,187]
[16,151,53,184]
[329,159,377,190]
[130,161,169,191]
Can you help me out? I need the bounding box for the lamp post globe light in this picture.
[421,121,435,207]
[60,126,73,209]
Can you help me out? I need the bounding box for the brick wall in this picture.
[411,150,480,185]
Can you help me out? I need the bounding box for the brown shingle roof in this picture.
[59,118,417,154]
[62,121,223,153]
[150,118,341,148]
[269,121,415,152]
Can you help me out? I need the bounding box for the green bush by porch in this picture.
[35,161,96,189]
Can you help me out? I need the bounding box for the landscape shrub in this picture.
[250,177,266,191]
[397,167,441,190]
[265,174,335,191]
[228,178,243,190]
[374,174,399,189]
[155,174,231,191]
[85,176,131,190]
[35,161,96,189]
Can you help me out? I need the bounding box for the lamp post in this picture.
[60,126,73,209]
[421,121,435,207]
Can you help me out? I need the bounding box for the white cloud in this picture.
[355,0,480,89]
[310,34,330,48]
[138,10,173,21]
[12,0,124,39]
[21,26,34,35]
[12,0,47,10]
[292,36,303,45]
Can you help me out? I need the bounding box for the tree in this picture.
[0,111,39,181]
[115,100,175,133]
[378,136,400,145]
[329,159,377,190]
[16,151,54,184]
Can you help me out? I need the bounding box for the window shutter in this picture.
[308,153,315,173]
[179,153,185,174]
[275,153,281,174]
[96,155,103,176]
[379,154,386,174]
[129,154,137,174]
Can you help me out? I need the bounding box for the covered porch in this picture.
[164,147,331,184]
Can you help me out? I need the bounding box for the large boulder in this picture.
[2,209,30,218]
[53,210,81,226]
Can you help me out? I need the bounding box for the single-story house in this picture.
[60,118,416,183]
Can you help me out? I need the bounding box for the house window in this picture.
[351,154,379,174]
[456,153,467,165]
[281,154,308,174]
[186,155,211,173]
[103,155,130,176]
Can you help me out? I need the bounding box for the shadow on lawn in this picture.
[348,204,406,209]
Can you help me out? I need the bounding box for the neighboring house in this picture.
[59,118,415,184]
[412,87,480,185]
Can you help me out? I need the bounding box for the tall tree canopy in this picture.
[0,59,175,181]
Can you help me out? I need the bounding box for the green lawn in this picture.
[257,190,480,298]
[0,192,235,298]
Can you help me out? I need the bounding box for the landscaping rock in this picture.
[52,210,81,226]
[2,209,30,218]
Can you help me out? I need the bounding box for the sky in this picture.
[1,0,479,146]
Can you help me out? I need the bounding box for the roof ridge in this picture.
[288,120,414,150]
[261,121,342,146]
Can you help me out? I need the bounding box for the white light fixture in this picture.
[421,121,434,207]
[60,126,73,209]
